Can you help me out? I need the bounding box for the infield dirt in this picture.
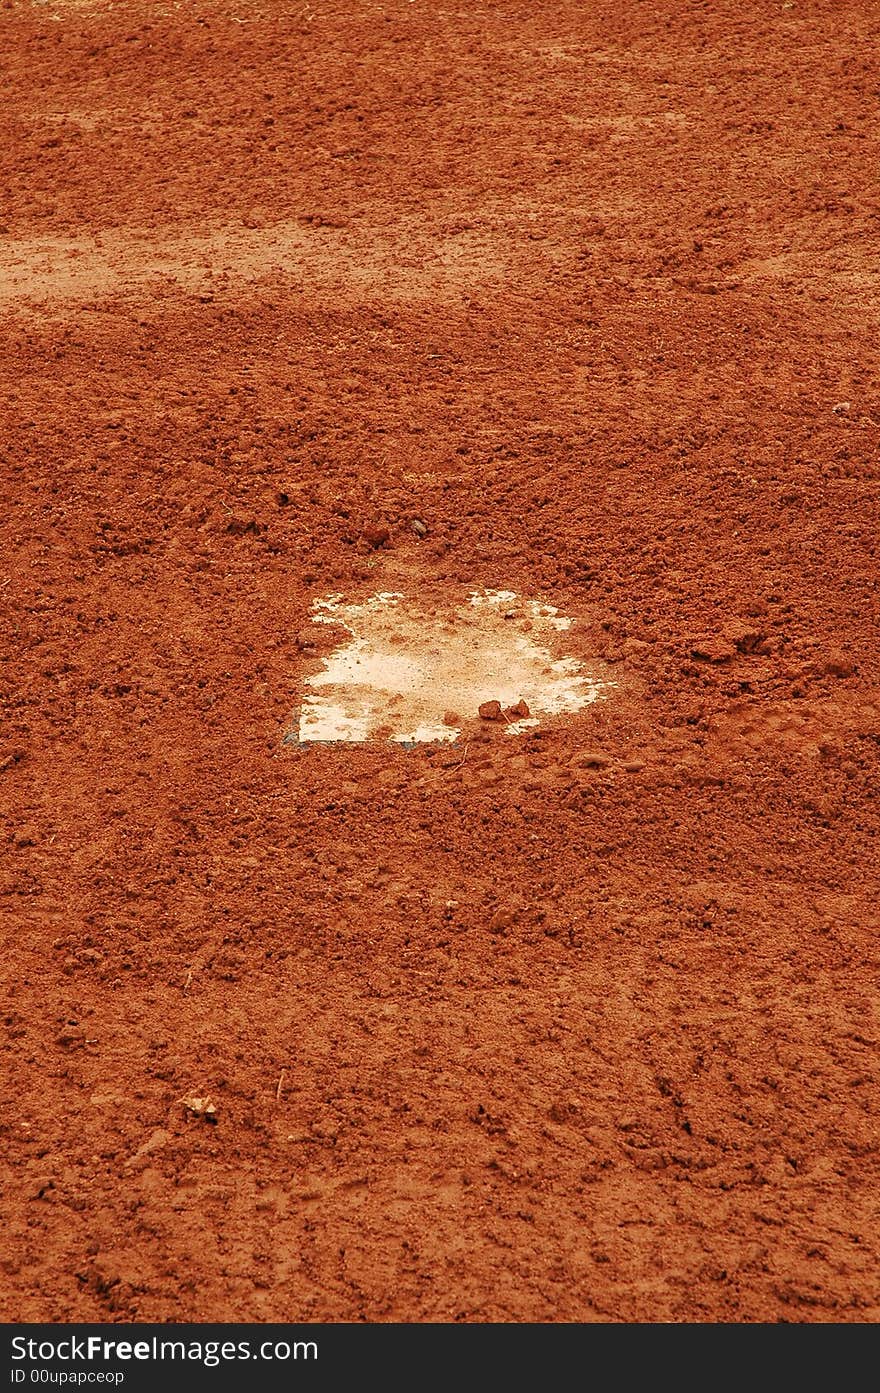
[1,0,878,1322]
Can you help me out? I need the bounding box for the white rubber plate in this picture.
[294,588,612,745]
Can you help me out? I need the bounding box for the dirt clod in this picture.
[822,653,855,679]
[574,751,611,769]
[478,700,503,721]
[361,524,390,549]
[690,637,737,664]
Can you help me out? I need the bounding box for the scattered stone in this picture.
[832,401,851,416]
[179,1095,217,1119]
[13,824,39,848]
[623,759,645,773]
[478,700,503,721]
[442,710,460,727]
[410,518,428,537]
[361,523,390,549]
[54,1025,86,1049]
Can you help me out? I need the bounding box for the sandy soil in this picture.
[1,0,878,1322]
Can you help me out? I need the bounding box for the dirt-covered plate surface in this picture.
[1,0,878,1323]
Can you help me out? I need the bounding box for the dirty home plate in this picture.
[295,589,612,744]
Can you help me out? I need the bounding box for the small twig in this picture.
[183,969,192,993]
[276,1069,286,1104]
[451,741,470,772]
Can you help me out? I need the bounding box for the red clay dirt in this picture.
[1,0,878,1323]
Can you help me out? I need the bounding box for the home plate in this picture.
[293,588,613,745]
